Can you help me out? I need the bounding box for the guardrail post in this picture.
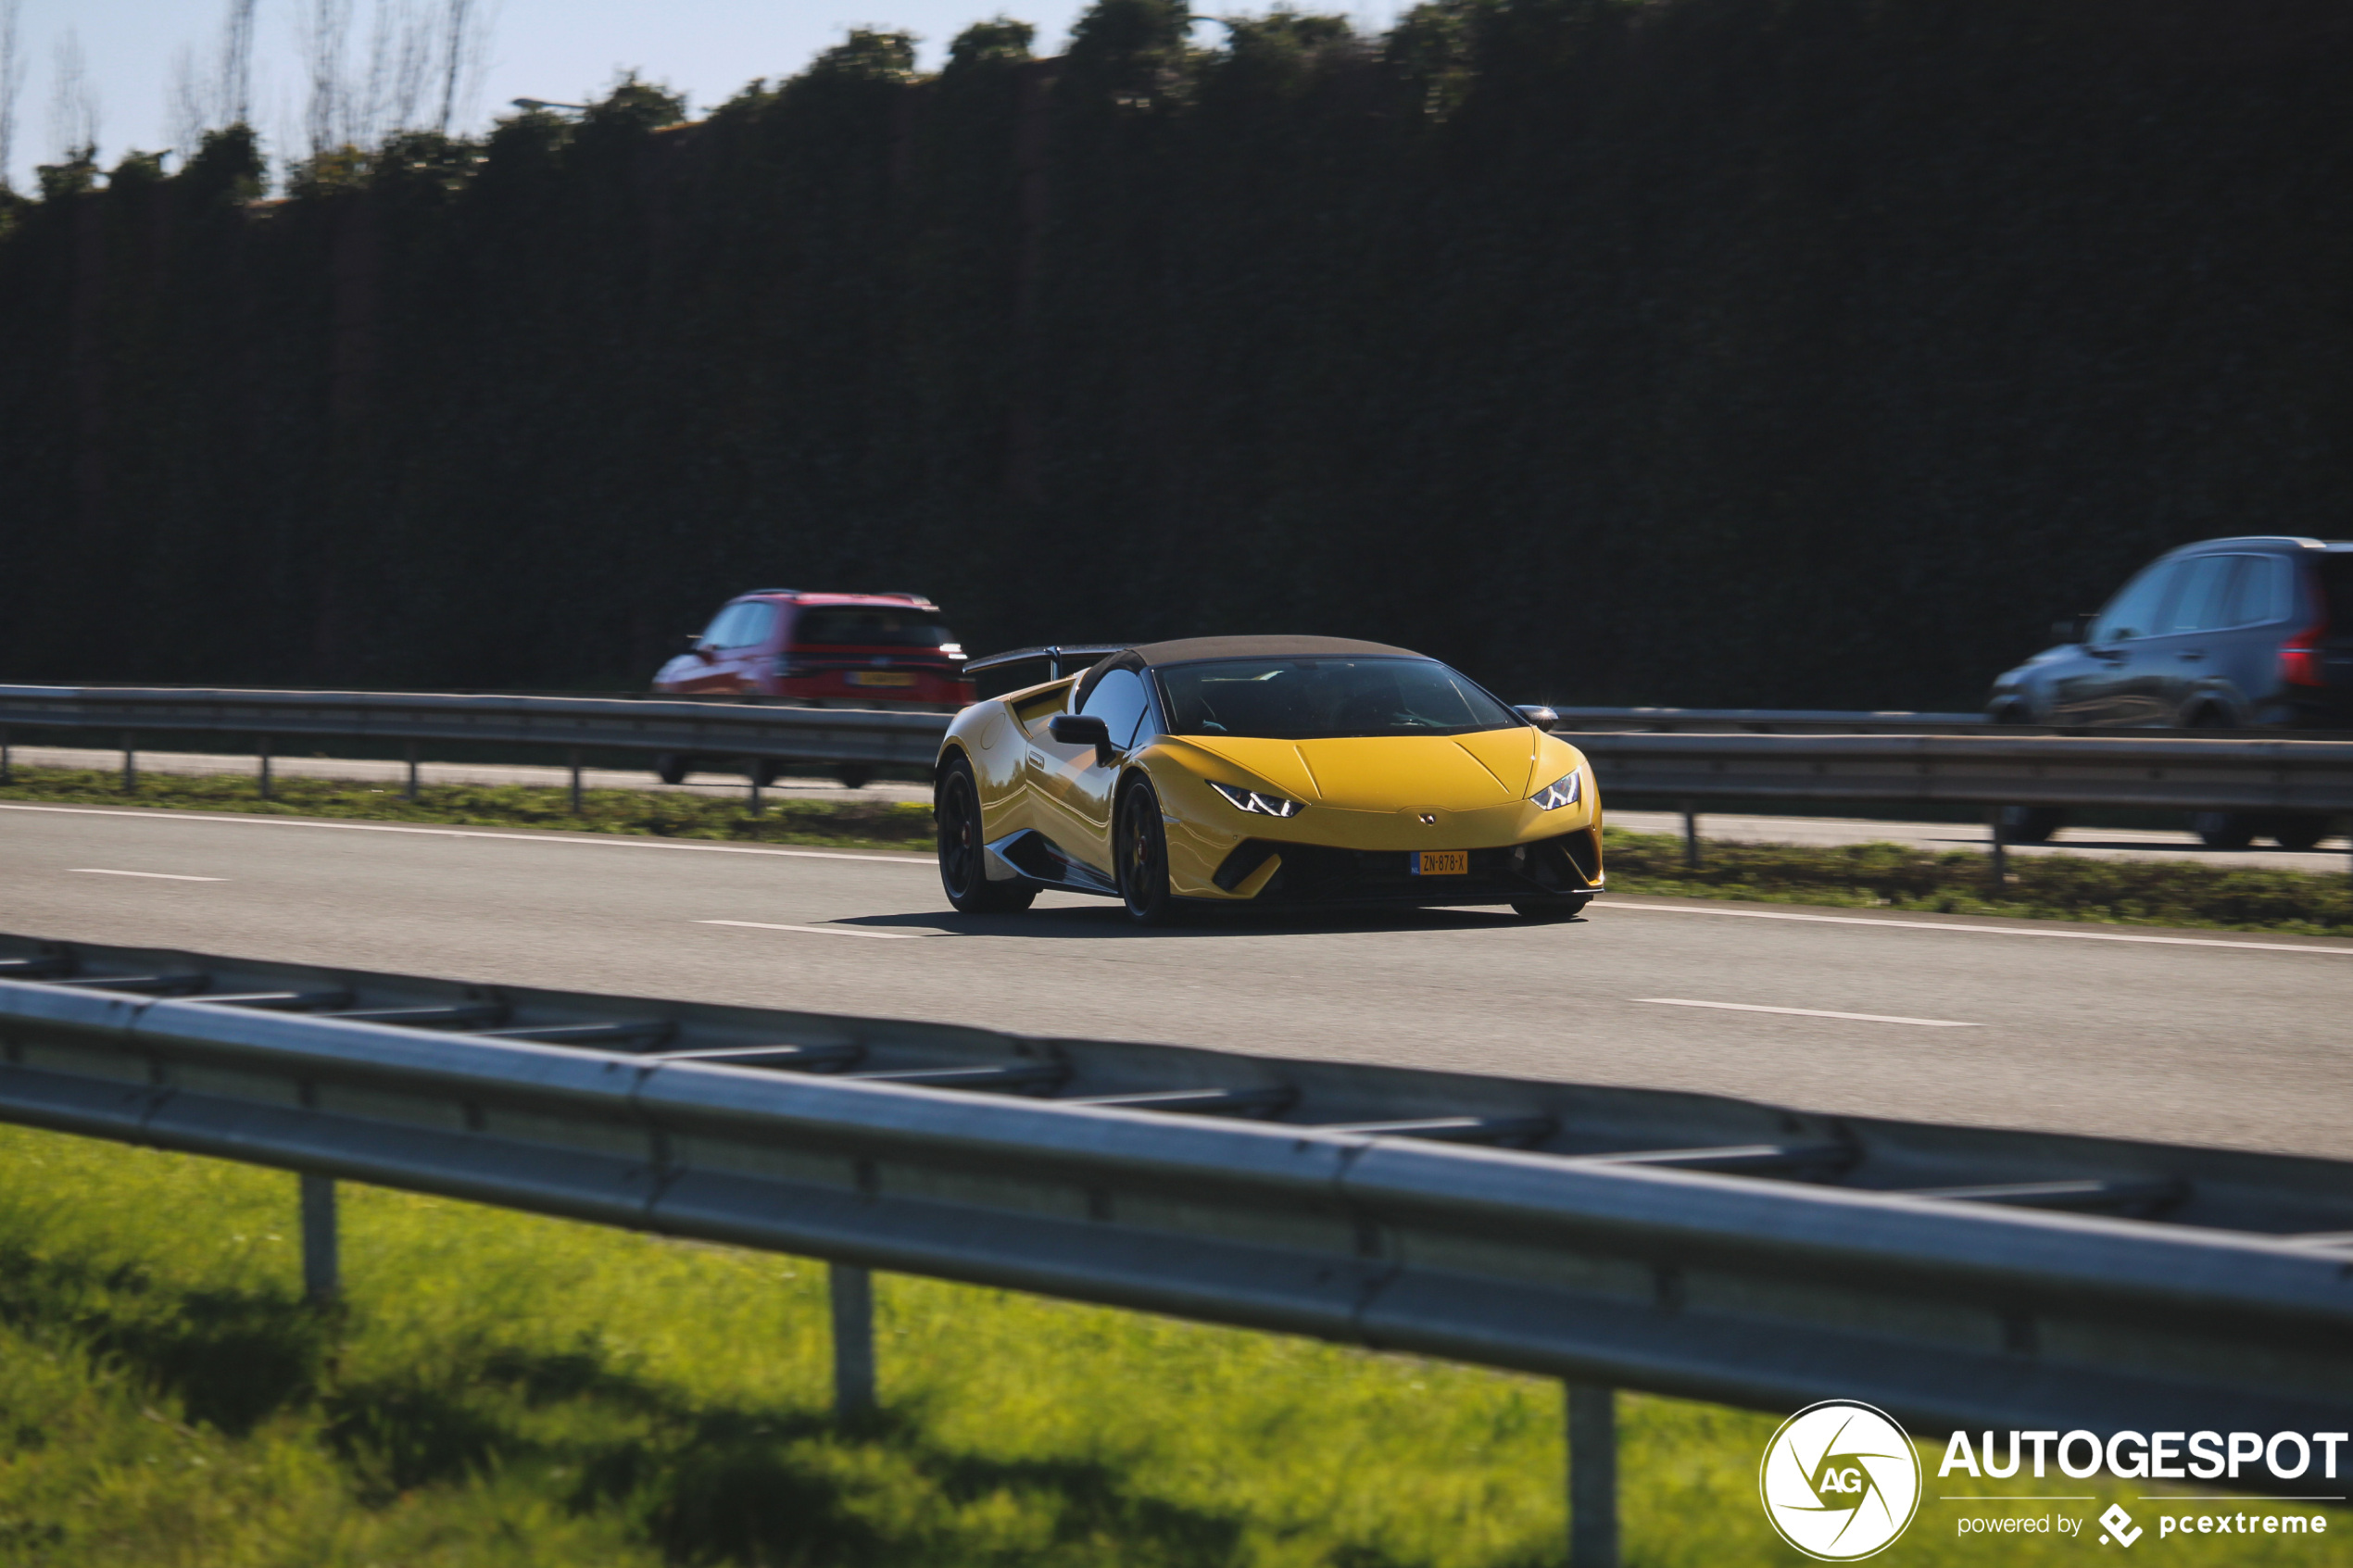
[1567,1383,1619,1568]
[1,726,10,783]
[568,749,585,814]
[747,759,765,817]
[257,735,273,800]
[404,741,420,801]
[1987,807,2008,889]
[299,1173,339,1302]
[830,1261,876,1421]
[1680,800,1701,869]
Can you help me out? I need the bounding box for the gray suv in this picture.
[1985,535,2353,848]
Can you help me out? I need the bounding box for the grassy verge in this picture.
[0,764,935,853]
[1600,828,2353,938]
[1,1124,2336,1567]
[3,763,2346,936]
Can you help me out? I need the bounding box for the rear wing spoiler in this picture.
[963,645,1130,682]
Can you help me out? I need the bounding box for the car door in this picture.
[712,601,780,695]
[671,603,749,695]
[2134,555,2237,722]
[1028,669,1156,875]
[2056,558,2183,726]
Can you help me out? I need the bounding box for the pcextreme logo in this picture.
[1760,1400,1925,1561]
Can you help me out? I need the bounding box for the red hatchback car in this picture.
[649,590,975,786]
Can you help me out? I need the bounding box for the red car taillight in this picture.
[2281,621,2330,687]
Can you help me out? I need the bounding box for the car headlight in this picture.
[1531,769,1581,810]
[1209,780,1302,817]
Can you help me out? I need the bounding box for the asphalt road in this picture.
[6,799,2350,1161]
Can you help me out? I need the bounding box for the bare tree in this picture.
[220,0,255,124]
[434,0,484,133]
[0,0,24,188]
[298,0,352,155]
[47,28,98,161]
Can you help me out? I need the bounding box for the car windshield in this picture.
[792,608,956,647]
[1154,657,1522,740]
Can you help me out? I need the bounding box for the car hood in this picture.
[1176,730,1551,812]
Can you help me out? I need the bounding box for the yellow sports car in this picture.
[934,636,1602,924]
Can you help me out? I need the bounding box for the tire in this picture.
[1512,897,1592,923]
[2270,813,2334,853]
[2193,810,2259,850]
[936,758,1035,914]
[1997,806,2066,846]
[836,764,875,791]
[1114,779,1179,926]
[654,753,689,786]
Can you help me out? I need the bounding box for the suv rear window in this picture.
[791,608,956,648]
[2316,555,2353,627]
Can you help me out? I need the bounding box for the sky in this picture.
[5,0,1408,194]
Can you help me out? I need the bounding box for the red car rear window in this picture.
[793,608,956,648]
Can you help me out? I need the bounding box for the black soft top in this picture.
[1072,635,1428,706]
[1130,634,1422,666]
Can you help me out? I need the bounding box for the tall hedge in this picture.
[4,0,2350,708]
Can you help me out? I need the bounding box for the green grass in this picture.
[3,762,2347,936]
[0,764,935,853]
[0,1125,2342,1566]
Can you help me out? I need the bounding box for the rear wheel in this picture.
[1115,780,1179,926]
[2270,813,2334,852]
[936,758,1034,914]
[1997,806,2066,845]
[1512,897,1592,923]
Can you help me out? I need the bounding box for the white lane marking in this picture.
[698,920,935,940]
[70,868,227,882]
[0,803,931,866]
[1599,899,2353,957]
[1635,997,1981,1028]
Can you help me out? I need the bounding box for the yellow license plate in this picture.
[848,671,916,687]
[1414,850,1469,876]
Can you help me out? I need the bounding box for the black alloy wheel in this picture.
[1512,897,1592,923]
[1997,806,2066,846]
[937,758,1036,914]
[2192,809,2259,850]
[2270,813,2334,853]
[1115,780,1178,926]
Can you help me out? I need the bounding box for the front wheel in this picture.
[1115,780,1179,926]
[1513,897,1592,923]
[937,758,1035,914]
[2193,810,2259,849]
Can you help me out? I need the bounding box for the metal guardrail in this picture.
[1576,731,2353,813]
[1,930,2348,1529]
[0,685,950,767]
[2,687,2349,845]
[1547,707,1989,733]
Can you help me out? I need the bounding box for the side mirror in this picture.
[1516,704,1560,734]
[2051,614,2092,645]
[1049,712,1116,763]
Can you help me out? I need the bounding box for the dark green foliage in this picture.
[4,0,2351,707]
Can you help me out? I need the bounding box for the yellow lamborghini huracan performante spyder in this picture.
[933,636,1603,925]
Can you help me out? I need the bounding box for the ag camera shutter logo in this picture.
[1759,1400,1923,1560]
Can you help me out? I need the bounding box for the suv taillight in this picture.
[2281,621,2330,687]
